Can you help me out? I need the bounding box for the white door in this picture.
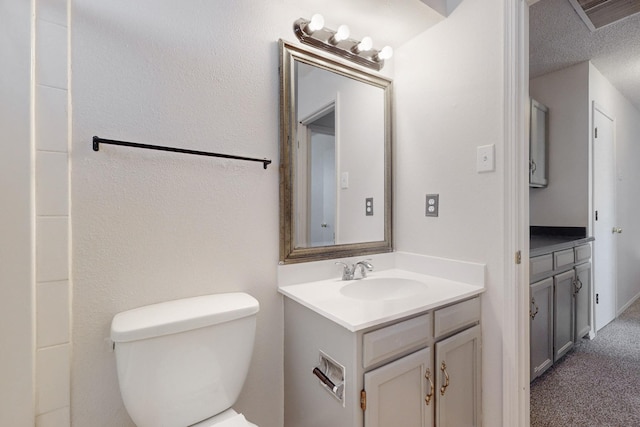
[308,128,336,247]
[593,106,617,330]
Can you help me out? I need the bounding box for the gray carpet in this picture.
[530,298,640,427]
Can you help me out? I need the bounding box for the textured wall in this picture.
[69,1,409,426]
[0,0,35,424]
[71,2,290,425]
[393,0,507,424]
[529,62,590,227]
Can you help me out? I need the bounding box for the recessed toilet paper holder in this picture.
[313,351,345,405]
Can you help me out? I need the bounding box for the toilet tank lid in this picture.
[110,292,259,343]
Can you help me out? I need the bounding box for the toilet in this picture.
[110,292,260,427]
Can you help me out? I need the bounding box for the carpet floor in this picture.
[530,298,640,427]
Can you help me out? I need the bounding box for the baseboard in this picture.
[617,290,640,316]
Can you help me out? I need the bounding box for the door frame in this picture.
[504,0,530,425]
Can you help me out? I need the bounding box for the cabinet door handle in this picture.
[440,361,450,396]
[530,297,539,319]
[424,368,434,405]
[530,160,537,174]
[573,277,583,294]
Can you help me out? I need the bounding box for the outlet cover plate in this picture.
[425,194,439,217]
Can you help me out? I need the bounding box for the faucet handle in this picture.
[335,261,355,280]
[355,259,374,278]
[355,259,373,269]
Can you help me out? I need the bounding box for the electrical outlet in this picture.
[365,198,374,216]
[425,194,439,217]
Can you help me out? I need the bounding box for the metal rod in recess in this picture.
[92,136,272,169]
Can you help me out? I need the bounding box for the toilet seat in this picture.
[190,409,258,427]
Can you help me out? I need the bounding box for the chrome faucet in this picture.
[336,259,374,280]
[355,260,374,279]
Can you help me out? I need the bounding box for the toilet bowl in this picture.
[111,292,260,427]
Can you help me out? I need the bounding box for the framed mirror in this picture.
[279,39,392,264]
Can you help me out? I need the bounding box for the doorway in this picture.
[297,104,337,248]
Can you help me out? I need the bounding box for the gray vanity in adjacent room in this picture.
[529,227,594,381]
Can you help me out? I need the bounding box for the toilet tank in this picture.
[111,293,259,427]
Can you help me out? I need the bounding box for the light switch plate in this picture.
[340,172,349,189]
[476,144,495,172]
[425,194,439,217]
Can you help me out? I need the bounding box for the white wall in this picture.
[393,0,506,424]
[0,1,35,425]
[529,62,590,227]
[589,63,640,311]
[70,1,398,425]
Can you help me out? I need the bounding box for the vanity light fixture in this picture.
[293,15,392,71]
[305,13,325,33]
[329,24,350,45]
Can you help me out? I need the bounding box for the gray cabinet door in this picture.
[530,278,553,381]
[530,99,549,187]
[435,325,481,427]
[574,261,592,339]
[363,347,433,427]
[554,270,575,361]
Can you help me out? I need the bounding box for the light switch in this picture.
[340,172,349,189]
[476,144,495,172]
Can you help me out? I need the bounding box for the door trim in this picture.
[504,0,530,425]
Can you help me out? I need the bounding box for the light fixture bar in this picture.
[293,17,391,71]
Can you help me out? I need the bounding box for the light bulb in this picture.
[356,36,373,52]
[333,25,350,42]
[377,46,393,60]
[307,14,325,32]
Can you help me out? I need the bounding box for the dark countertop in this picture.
[530,235,594,257]
[529,226,594,257]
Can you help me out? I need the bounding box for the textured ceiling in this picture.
[530,0,640,111]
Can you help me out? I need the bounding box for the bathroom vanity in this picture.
[279,270,483,427]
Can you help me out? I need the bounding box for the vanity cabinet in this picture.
[529,241,592,381]
[283,296,481,427]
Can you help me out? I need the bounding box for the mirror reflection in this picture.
[279,40,392,264]
[295,61,385,248]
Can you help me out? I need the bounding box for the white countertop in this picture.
[278,268,484,332]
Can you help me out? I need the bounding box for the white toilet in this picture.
[110,292,260,427]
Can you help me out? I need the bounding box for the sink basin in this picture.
[340,277,429,301]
